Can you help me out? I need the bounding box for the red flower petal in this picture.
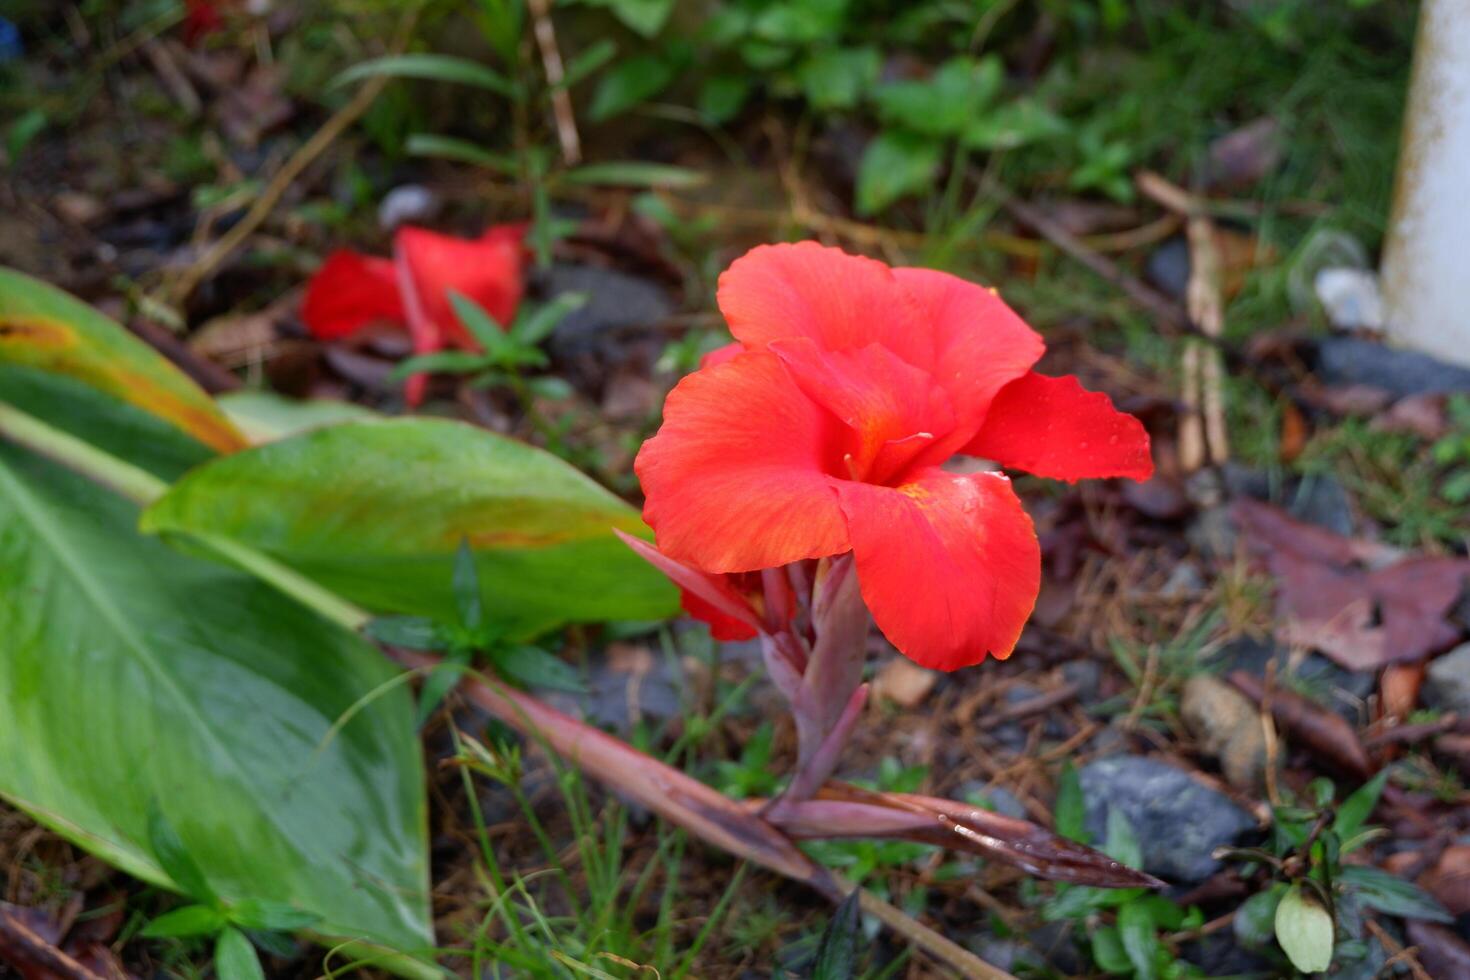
[836,469,1039,671]
[769,339,955,485]
[636,351,850,573]
[717,242,933,367]
[681,589,760,641]
[892,267,1044,429]
[301,251,404,341]
[700,342,744,370]
[394,225,526,349]
[964,372,1154,482]
[614,530,763,639]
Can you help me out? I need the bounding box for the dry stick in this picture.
[0,904,106,980]
[164,11,419,307]
[1136,171,1230,469]
[995,190,1192,333]
[525,0,581,166]
[400,651,1016,980]
[1365,918,1434,980]
[854,886,1012,980]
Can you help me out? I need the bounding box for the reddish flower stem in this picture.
[392,649,840,900]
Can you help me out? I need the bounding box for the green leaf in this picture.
[1054,762,1088,842]
[558,162,707,189]
[142,904,228,939]
[6,108,47,163]
[698,75,752,124]
[1090,925,1130,973]
[143,419,678,637]
[494,645,585,693]
[365,615,446,651]
[448,291,511,354]
[874,56,1003,138]
[149,806,217,903]
[751,0,845,44]
[811,888,862,979]
[855,131,942,216]
[215,928,265,980]
[1333,769,1388,844]
[405,134,519,175]
[416,650,472,727]
[332,54,514,97]
[1118,900,1160,980]
[227,900,322,933]
[526,376,575,401]
[216,391,377,445]
[1275,882,1334,973]
[0,446,431,965]
[589,54,677,121]
[1339,865,1453,922]
[386,350,491,384]
[0,267,246,453]
[1104,807,1142,869]
[962,99,1069,151]
[556,39,618,90]
[573,0,674,37]
[512,293,587,346]
[797,47,879,111]
[0,365,212,482]
[452,540,484,631]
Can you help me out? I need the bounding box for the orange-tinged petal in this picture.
[964,372,1154,482]
[394,225,526,349]
[636,351,850,573]
[836,469,1039,671]
[769,339,955,485]
[892,267,1044,427]
[301,251,404,341]
[700,341,743,369]
[717,242,933,367]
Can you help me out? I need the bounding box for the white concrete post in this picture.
[1381,0,1470,367]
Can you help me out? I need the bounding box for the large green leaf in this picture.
[0,267,246,453]
[143,419,678,635]
[0,445,432,965]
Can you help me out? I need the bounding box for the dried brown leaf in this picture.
[1229,670,1372,778]
[1233,500,1468,670]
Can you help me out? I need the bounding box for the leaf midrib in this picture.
[0,457,314,897]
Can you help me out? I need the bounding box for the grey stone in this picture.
[1317,337,1470,398]
[1078,756,1255,883]
[1425,643,1470,716]
[543,264,674,361]
[1087,722,1130,759]
[1061,659,1103,700]
[1223,464,1356,536]
[377,184,439,229]
[1146,236,1190,300]
[1219,637,1374,725]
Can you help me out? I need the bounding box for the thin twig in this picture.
[1137,171,1230,469]
[525,0,581,165]
[163,9,420,307]
[996,189,1193,333]
[852,881,1014,980]
[1366,918,1433,980]
[0,904,106,980]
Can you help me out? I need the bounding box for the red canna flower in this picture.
[301,224,526,404]
[636,242,1153,671]
[183,0,224,44]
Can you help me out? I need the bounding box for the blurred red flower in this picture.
[636,242,1152,670]
[301,225,526,404]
